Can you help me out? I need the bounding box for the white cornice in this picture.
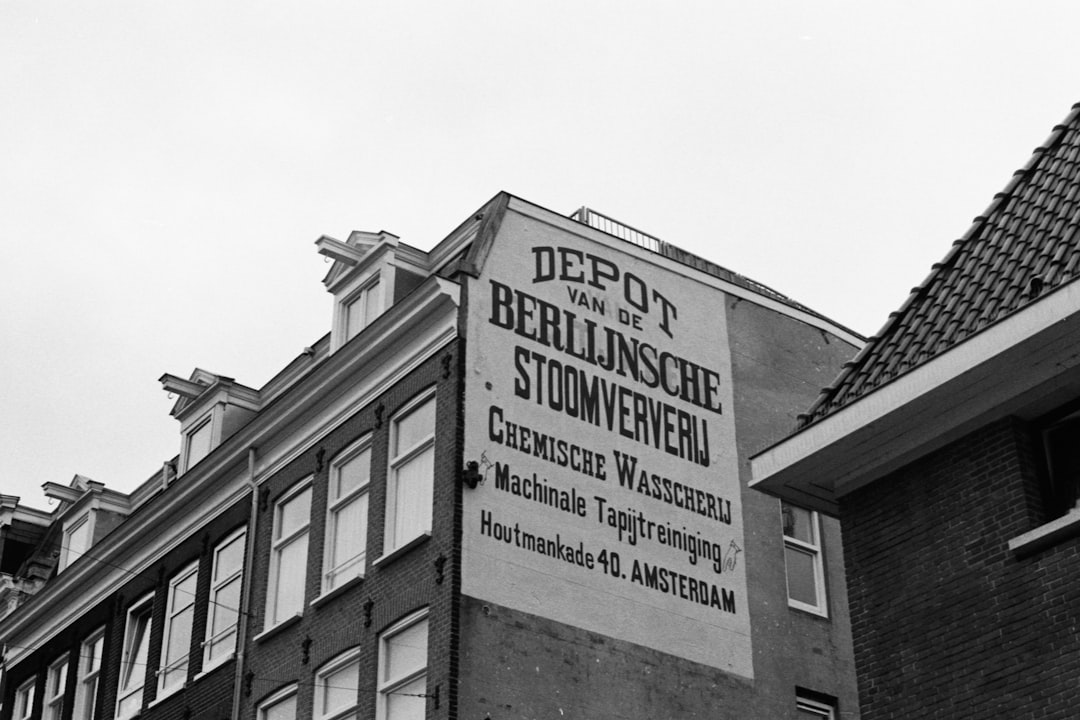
[0,277,462,662]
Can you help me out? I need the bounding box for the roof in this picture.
[800,101,1080,429]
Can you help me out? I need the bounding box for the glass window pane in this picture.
[384,674,426,720]
[211,575,241,637]
[392,447,433,547]
[782,502,815,543]
[384,619,427,684]
[262,693,297,720]
[394,398,435,456]
[187,419,213,467]
[278,487,312,538]
[785,546,819,606]
[336,448,370,498]
[273,535,308,621]
[329,494,367,587]
[322,659,360,716]
[364,280,382,326]
[214,533,245,581]
[66,517,91,566]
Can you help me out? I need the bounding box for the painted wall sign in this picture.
[463,211,751,676]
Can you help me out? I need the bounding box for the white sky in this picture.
[3,1,1078,509]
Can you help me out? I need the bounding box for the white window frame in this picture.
[266,478,313,627]
[376,609,429,720]
[116,594,154,720]
[258,684,298,720]
[781,501,828,616]
[314,647,361,720]
[796,695,836,719]
[341,273,382,343]
[182,413,215,473]
[323,436,372,593]
[158,561,199,696]
[203,527,247,669]
[60,513,92,572]
[74,627,105,720]
[14,677,36,720]
[383,391,436,556]
[45,655,68,720]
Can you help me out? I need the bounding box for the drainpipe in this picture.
[231,447,260,720]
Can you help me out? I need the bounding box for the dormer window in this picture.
[184,415,214,470]
[61,515,92,571]
[344,275,382,342]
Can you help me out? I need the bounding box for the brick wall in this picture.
[841,416,1080,719]
[240,342,461,720]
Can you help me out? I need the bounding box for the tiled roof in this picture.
[800,102,1080,428]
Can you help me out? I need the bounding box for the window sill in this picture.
[373,533,431,569]
[787,601,829,620]
[149,684,183,709]
[193,653,235,682]
[253,613,302,644]
[1008,508,1080,556]
[312,575,365,609]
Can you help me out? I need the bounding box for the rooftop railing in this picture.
[570,207,666,254]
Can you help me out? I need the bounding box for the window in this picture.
[781,501,827,616]
[45,656,68,720]
[1039,409,1080,520]
[204,528,246,666]
[74,628,104,720]
[259,685,298,720]
[185,416,214,470]
[315,648,361,720]
[14,677,36,720]
[159,562,199,694]
[385,392,436,554]
[324,438,371,592]
[796,695,836,719]
[116,595,153,719]
[267,480,312,626]
[61,515,91,571]
[377,610,428,720]
[344,276,381,341]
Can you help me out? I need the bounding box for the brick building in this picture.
[752,104,1080,717]
[1,193,861,720]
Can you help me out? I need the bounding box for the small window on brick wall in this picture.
[1038,408,1080,520]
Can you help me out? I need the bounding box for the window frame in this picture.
[323,436,372,593]
[781,501,828,617]
[265,478,313,628]
[796,694,836,719]
[158,561,199,696]
[376,609,429,720]
[60,513,92,572]
[258,684,298,720]
[14,676,36,720]
[314,647,362,720]
[183,413,215,473]
[116,593,154,720]
[383,390,436,556]
[203,526,247,669]
[342,273,382,342]
[74,627,105,720]
[44,654,68,720]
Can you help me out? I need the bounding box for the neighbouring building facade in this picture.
[752,103,1080,718]
[1,193,861,720]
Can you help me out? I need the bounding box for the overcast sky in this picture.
[3,1,1078,510]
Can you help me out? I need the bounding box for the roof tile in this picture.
[800,102,1080,428]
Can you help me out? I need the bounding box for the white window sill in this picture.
[193,652,235,682]
[311,575,364,609]
[252,613,302,644]
[149,683,183,709]
[1008,508,1080,556]
[373,533,431,569]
